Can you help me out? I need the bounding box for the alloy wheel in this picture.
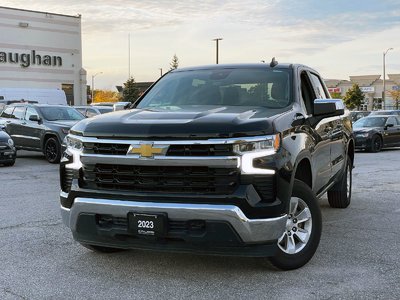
[278,197,312,254]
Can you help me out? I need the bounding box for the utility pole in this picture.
[383,47,394,110]
[91,72,103,103]
[212,38,223,64]
[128,33,131,78]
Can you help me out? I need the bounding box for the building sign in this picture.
[360,86,375,93]
[0,50,62,68]
[392,86,400,91]
[328,87,341,93]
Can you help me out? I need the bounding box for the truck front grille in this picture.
[166,144,234,156]
[82,142,234,156]
[83,143,130,155]
[81,164,239,194]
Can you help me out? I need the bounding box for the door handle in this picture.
[21,122,26,125]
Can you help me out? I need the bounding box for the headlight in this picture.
[66,135,83,151]
[8,138,14,146]
[233,134,280,154]
[236,134,280,175]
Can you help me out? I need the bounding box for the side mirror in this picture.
[314,99,345,117]
[385,123,394,129]
[29,115,41,123]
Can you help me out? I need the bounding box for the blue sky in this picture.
[2,0,400,90]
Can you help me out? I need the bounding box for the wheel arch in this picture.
[347,139,355,167]
[293,157,313,190]
[42,132,61,151]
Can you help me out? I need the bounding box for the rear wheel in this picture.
[370,135,382,152]
[327,156,352,208]
[79,243,124,253]
[44,137,61,163]
[269,180,322,270]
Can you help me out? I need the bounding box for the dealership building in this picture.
[0,6,87,105]
[325,74,400,111]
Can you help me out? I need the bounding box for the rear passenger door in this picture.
[384,116,400,146]
[8,106,27,147]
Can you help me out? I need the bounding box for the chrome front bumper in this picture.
[61,197,287,243]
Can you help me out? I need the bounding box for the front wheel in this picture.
[44,137,61,163]
[370,135,382,152]
[269,180,322,270]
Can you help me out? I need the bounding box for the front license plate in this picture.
[128,213,167,237]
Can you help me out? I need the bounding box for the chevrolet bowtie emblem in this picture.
[127,143,168,158]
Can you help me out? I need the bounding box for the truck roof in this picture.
[171,63,320,76]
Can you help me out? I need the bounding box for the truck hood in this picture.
[71,106,286,139]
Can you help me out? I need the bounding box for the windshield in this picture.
[353,117,386,128]
[137,68,292,109]
[39,106,85,121]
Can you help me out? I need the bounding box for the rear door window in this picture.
[1,107,15,118]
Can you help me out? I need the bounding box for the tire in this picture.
[269,180,322,270]
[327,156,352,208]
[4,160,15,167]
[370,135,382,152]
[44,137,61,163]
[79,243,124,253]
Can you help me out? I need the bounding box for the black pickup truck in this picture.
[60,61,354,270]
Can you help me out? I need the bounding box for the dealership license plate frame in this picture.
[128,212,167,237]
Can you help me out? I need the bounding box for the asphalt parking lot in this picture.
[0,150,399,299]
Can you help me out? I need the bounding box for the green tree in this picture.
[122,77,140,103]
[170,54,179,70]
[330,92,342,99]
[343,84,364,110]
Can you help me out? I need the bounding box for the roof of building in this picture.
[0,6,81,19]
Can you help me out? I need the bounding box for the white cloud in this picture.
[1,0,400,88]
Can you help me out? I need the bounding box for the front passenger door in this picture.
[22,107,43,150]
[300,71,331,194]
[384,116,400,146]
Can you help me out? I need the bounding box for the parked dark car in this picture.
[74,105,113,118]
[0,104,84,163]
[349,110,370,123]
[0,128,16,166]
[369,110,400,116]
[353,115,400,152]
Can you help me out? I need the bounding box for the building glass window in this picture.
[62,84,74,105]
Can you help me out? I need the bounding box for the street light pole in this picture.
[383,47,394,110]
[159,68,163,77]
[212,38,223,64]
[91,72,103,103]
